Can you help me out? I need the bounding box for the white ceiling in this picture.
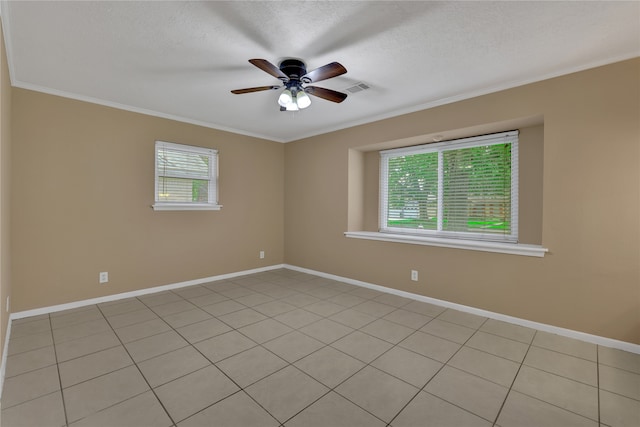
[2,1,639,142]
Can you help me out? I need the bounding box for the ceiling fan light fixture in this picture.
[278,89,293,107]
[286,101,299,111]
[296,90,311,109]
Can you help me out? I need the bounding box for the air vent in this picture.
[344,82,371,94]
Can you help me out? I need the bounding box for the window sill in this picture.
[152,204,222,211]
[344,231,548,257]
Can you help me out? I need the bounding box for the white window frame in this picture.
[152,141,221,211]
[379,131,519,243]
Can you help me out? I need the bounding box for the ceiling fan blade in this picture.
[304,86,348,103]
[231,85,280,94]
[302,62,347,83]
[248,59,288,80]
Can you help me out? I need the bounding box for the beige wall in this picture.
[11,89,284,312]
[0,22,11,361]
[285,59,640,344]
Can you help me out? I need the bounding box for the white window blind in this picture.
[153,141,220,211]
[380,131,518,242]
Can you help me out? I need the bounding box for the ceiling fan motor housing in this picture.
[279,59,309,82]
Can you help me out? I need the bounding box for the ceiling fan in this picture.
[231,58,348,111]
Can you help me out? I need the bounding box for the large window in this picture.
[153,141,220,211]
[380,131,518,242]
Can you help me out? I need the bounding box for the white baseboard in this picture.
[11,264,285,320]
[0,316,11,401]
[284,264,640,355]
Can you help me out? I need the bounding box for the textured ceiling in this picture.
[2,1,639,142]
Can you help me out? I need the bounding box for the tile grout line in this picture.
[48,313,70,427]
[96,302,178,427]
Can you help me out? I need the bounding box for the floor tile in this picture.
[216,346,287,387]
[331,330,393,363]
[437,309,487,329]
[155,365,239,422]
[347,287,385,299]
[599,364,640,400]
[218,286,254,299]
[304,300,346,317]
[138,345,210,387]
[524,345,597,386]
[1,365,60,409]
[10,318,51,339]
[448,346,520,387]
[280,292,322,307]
[373,293,412,308]
[69,391,173,427]
[245,365,329,423]
[218,308,268,328]
[294,345,365,388]
[99,298,147,317]
[63,365,149,423]
[238,318,293,344]
[466,331,529,362]
[299,318,354,344]
[187,292,229,307]
[7,331,53,356]
[253,300,297,317]
[105,308,158,329]
[175,317,232,343]
[352,300,397,317]
[54,330,121,362]
[274,308,323,329]
[5,345,56,377]
[399,331,461,363]
[496,390,598,427]
[328,292,367,308]
[285,391,386,427]
[329,308,377,329]
[177,391,279,427]
[532,331,597,361]
[194,330,256,363]
[172,285,212,299]
[391,391,491,427]
[59,345,133,388]
[425,366,509,422]
[201,299,246,316]
[599,389,640,427]
[124,330,188,362]
[402,300,446,317]
[162,308,212,328]
[335,365,418,422]
[360,318,414,344]
[138,291,183,307]
[512,365,598,421]
[371,346,442,388]
[52,318,111,344]
[479,319,536,344]
[598,346,640,374]
[420,318,476,344]
[234,292,274,307]
[1,390,66,427]
[263,330,325,363]
[152,300,197,317]
[383,308,432,329]
[114,318,172,343]
[50,308,104,330]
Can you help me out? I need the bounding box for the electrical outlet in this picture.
[411,270,418,281]
[99,272,109,284]
[259,250,265,259]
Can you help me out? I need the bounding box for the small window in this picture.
[380,131,518,242]
[153,141,221,211]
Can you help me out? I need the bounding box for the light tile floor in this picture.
[1,268,639,426]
